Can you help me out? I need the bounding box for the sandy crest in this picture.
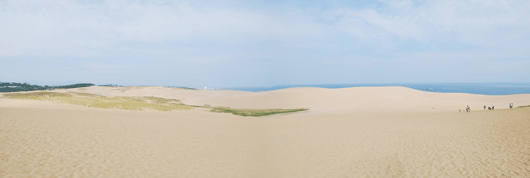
[66,86,530,113]
[189,87,530,113]
[1,87,530,177]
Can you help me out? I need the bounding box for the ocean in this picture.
[217,83,530,95]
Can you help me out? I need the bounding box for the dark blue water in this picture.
[219,83,530,95]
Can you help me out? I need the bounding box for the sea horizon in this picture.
[205,82,530,95]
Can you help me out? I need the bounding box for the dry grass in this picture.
[3,92,192,111]
[67,92,102,97]
[209,107,308,117]
[3,92,309,116]
[143,96,180,104]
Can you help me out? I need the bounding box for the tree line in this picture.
[0,82,95,92]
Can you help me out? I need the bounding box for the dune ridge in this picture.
[48,86,530,114]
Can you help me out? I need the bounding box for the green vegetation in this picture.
[3,92,191,111]
[517,105,530,108]
[99,85,196,90]
[4,92,71,99]
[98,84,123,87]
[1,82,94,92]
[3,91,309,116]
[143,96,180,104]
[209,106,308,117]
[67,92,102,97]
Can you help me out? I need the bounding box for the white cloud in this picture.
[0,0,331,57]
[0,0,529,60]
[345,0,530,47]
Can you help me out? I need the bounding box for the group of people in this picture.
[460,105,471,113]
[483,103,514,110]
[462,103,514,113]
[484,104,495,110]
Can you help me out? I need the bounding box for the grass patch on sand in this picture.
[3,92,192,111]
[517,105,530,108]
[3,92,308,116]
[143,96,180,104]
[209,106,308,117]
[67,92,102,97]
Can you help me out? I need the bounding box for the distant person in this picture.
[509,103,513,109]
[484,105,486,110]
[488,106,491,110]
[492,104,494,110]
[466,105,470,113]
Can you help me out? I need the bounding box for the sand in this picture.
[1,86,529,177]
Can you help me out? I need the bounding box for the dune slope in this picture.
[67,86,530,113]
[1,87,529,177]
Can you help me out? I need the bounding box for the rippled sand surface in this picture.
[1,87,529,177]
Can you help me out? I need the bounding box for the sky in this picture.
[1,0,529,88]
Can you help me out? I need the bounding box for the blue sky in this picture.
[1,0,529,88]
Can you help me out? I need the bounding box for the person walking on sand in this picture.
[484,105,486,110]
[509,103,513,109]
[492,104,494,110]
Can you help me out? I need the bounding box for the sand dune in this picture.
[1,86,529,177]
[70,86,530,113]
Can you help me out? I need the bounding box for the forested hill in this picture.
[0,82,94,92]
